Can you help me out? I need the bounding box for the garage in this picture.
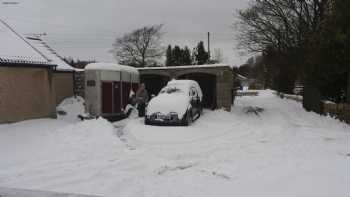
[138,64,233,111]
[178,73,217,109]
[140,74,170,97]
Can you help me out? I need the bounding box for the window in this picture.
[160,87,181,94]
[190,88,197,97]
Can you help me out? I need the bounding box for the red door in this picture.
[122,82,131,109]
[102,82,113,114]
[113,82,122,113]
[132,83,139,93]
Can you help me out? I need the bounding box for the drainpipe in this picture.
[73,70,77,98]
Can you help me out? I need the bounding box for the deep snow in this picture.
[0,90,350,197]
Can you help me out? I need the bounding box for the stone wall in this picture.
[323,102,350,124]
[276,91,350,124]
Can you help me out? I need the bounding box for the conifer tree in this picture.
[182,46,192,65]
[172,45,182,66]
[165,45,173,66]
[195,41,209,65]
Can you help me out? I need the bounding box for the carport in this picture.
[140,74,170,97]
[138,64,233,111]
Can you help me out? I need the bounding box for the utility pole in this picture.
[207,32,211,61]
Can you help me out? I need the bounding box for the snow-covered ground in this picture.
[0,91,350,197]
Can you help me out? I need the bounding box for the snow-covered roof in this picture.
[85,63,139,74]
[26,37,75,71]
[236,73,248,80]
[167,79,199,87]
[0,20,50,66]
[137,64,231,70]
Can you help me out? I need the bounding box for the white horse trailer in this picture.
[84,63,139,120]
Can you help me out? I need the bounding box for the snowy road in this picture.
[0,91,350,197]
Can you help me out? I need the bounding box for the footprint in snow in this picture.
[200,170,232,180]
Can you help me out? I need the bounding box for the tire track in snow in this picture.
[114,122,137,150]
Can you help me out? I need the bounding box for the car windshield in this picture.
[160,86,183,94]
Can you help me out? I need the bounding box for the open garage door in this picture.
[140,75,170,97]
[178,73,217,109]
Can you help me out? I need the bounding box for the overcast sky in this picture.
[0,0,250,66]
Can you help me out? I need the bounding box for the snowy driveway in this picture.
[0,91,350,197]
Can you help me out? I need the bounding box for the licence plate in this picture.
[156,114,167,120]
[157,115,163,119]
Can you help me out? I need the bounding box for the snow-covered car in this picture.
[145,80,203,126]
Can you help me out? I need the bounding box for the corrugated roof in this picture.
[26,37,75,71]
[0,20,51,66]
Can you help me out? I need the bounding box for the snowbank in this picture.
[0,117,122,167]
[1,90,350,197]
[56,96,85,122]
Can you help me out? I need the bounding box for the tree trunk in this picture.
[347,72,350,103]
[303,78,323,114]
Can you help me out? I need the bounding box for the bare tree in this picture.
[235,0,330,93]
[235,0,329,53]
[112,24,164,67]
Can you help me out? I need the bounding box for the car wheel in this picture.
[182,110,193,126]
[144,118,150,125]
[196,110,201,120]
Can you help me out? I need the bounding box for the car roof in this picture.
[166,80,203,98]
